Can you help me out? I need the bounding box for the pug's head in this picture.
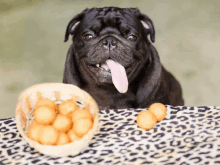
[64,7,155,93]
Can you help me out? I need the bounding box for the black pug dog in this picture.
[63,7,184,110]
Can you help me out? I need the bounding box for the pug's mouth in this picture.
[90,62,112,73]
[86,60,133,76]
[85,59,134,93]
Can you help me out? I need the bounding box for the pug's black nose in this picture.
[102,37,117,50]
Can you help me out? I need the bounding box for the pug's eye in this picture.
[83,34,93,42]
[128,35,137,42]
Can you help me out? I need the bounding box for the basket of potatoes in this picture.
[15,83,99,157]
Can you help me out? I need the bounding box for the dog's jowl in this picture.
[63,7,184,110]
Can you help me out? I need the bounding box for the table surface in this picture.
[1,106,220,165]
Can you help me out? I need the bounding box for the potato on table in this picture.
[137,110,157,130]
[136,103,167,130]
[149,103,167,121]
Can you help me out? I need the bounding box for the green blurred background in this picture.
[1,0,220,118]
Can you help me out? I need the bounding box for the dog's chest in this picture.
[82,86,136,110]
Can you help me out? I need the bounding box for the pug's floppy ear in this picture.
[139,13,155,43]
[64,10,87,42]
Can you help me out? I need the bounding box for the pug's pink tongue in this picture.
[106,59,128,93]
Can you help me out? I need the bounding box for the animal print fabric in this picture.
[0,106,220,165]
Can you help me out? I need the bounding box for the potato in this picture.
[34,106,56,125]
[68,129,80,142]
[56,132,70,145]
[39,125,59,145]
[52,114,72,133]
[71,108,93,123]
[58,100,77,116]
[73,118,93,138]
[35,98,56,111]
[137,110,157,130]
[149,103,167,121]
[27,120,43,142]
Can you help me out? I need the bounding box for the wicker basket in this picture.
[15,83,99,157]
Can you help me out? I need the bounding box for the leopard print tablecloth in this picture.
[0,106,220,165]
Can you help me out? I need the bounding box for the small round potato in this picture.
[73,118,93,138]
[71,108,93,123]
[35,98,56,111]
[68,129,80,142]
[149,103,167,121]
[58,100,77,116]
[27,120,43,142]
[39,125,59,145]
[34,106,56,125]
[29,120,38,128]
[137,110,157,130]
[52,114,72,133]
[56,132,70,145]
